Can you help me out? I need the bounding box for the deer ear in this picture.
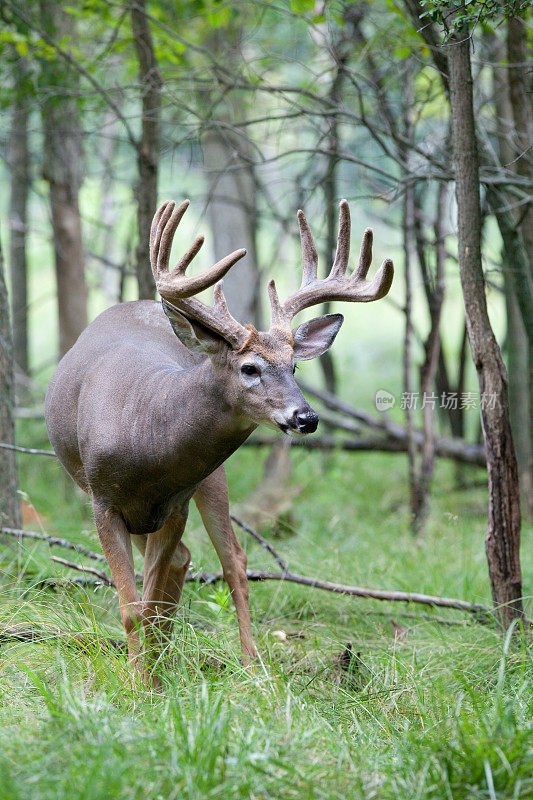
[162,301,228,356]
[292,313,344,361]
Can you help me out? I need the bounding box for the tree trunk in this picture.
[507,13,533,275]
[412,182,445,532]
[131,0,161,300]
[40,0,87,358]
[8,70,30,375]
[504,275,533,515]
[448,25,523,628]
[318,33,351,394]
[98,109,120,303]
[0,233,22,529]
[204,129,261,326]
[491,47,533,518]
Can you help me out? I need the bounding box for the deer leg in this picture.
[92,500,143,669]
[138,508,188,680]
[194,466,258,665]
[131,531,191,643]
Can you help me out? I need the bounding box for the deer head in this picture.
[151,199,393,435]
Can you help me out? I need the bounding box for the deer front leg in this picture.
[194,466,258,665]
[92,500,143,671]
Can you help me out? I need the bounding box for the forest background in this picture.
[0,1,532,798]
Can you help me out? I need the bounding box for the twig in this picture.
[230,514,288,572]
[50,556,115,586]
[0,442,56,456]
[0,624,125,652]
[1,527,107,563]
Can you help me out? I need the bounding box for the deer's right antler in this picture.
[150,200,249,349]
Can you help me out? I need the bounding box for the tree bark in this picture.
[40,0,87,358]
[0,234,22,529]
[448,25,523,628]
[507,13,533,276]
[8,65,30,375]
[412,183,446,532]
[204,128,261,326]
[131,0,162,300]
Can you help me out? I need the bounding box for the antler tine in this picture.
[150,200,168,265]
[156,200,190,278]
[352,227,373,283]
[174,235,205,275]
[267,279,289,330]
[354,256,394,301]
[150,200,175,274]
[329,199,351,280]
[297,210,318,287]
[213,281,245,335]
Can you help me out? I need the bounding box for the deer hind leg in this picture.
[92,499,143,671]
[136,507,188,681]
[194,466,258,665]
[132,526,191,644]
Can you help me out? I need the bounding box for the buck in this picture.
[45,198,393,683]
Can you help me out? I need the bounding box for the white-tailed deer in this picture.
[45,199,393,683]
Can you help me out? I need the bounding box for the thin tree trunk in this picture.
[131,0,162,300]
[204,128,261,326]
[507,13,533,275]
[401,75,419,529]
[504,275,533,515]
[490,44,533,516]
[0,233,22,529]
[412,183,446,532]
[318,41,350,394]
[448,23,523,629]
[99,110,119,303]
[8,69,30,375]
[40,0,87,358]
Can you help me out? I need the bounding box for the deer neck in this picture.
[164,357,256,466]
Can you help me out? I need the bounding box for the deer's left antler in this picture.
[268,200,394,332]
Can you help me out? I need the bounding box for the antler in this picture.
[267,200,394,330]
[150,200,249,349]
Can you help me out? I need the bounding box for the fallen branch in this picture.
[2,528,143,582]
[1,527,107,563]
[50,556,115,586]
[50,554,496,620]
[0,442,56,456]
[298,381,486,466]
[231,514,288,572]
[0,623,125,652]
[244,433,486,466]
[6,521,505,621]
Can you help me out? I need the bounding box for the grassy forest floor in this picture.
[0,413,531,800]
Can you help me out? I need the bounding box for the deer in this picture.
[45,198,393,685]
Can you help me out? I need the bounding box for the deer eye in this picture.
[241,364,259,377]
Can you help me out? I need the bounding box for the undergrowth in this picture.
[0,421,531,799]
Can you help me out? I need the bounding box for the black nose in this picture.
[294,410,319,434]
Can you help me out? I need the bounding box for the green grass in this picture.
[1,417,532,799]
